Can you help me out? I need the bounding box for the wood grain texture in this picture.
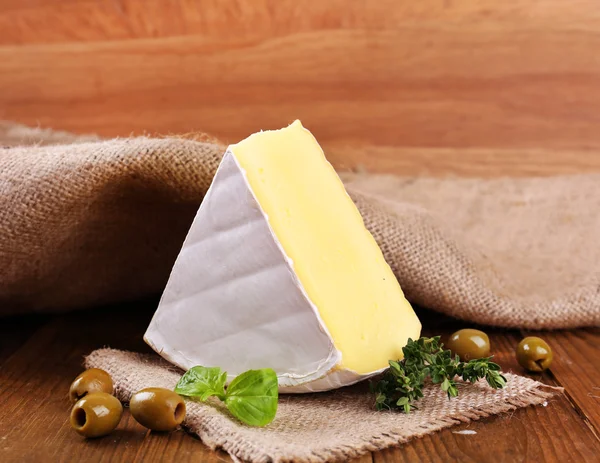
[2,0,600,175]
[523,329,600,438]
[0,305,215,463]
[0,304,374,463]
[373,393,600,463]
[2,307,600,463]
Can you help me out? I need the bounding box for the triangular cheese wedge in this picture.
[144,120,421,393]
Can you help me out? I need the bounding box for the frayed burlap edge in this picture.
[167,386,559,463]
[0,120,100,147]
[85,348,561,463]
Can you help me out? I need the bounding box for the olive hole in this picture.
[174,403,185,421]
[535,359,545,370]
[74,408,87,428]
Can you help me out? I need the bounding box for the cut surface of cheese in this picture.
[144,120,421,392]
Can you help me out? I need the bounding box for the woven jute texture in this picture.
[2,121,599,328]
[86,348,557,463]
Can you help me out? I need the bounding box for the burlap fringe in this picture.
[197,387,559,463]
[85,348,561,463]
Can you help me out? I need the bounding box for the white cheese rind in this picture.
[282,366,387,393]
[145,151,358,392]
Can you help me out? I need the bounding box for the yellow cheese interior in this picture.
[230,120,421,374]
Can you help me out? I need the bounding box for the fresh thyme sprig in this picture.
[371,336,507,413]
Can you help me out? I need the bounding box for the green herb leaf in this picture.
[174,366,227,401]
[486,370,508,389]
[396,397,409,406]
[225,368,278,427]
[371,336,507,413]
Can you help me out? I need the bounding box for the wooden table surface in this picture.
[2,1,600,462]
[2,305,600,462]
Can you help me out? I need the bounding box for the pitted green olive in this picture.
[446,329,491,361]
[129,387,186,432]
[516,337,553,372]
[70,392,123,438]
[69,368,114,402]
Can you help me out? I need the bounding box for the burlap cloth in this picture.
[1,120,587,460]
[86,348,556,463]
[2,121,599,328]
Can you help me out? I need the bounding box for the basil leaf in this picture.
[224,368,278,427]
[174,366,227,401]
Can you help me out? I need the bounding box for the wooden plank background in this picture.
[2,2,600,462]
[2,0,600,176]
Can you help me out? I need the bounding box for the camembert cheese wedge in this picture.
[144,120,421,393]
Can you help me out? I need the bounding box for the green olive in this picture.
[446,328,491,361]
[516,336,553,372]
[69,368,113,402]
[129,387,186,432]
[70,392,123,438]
